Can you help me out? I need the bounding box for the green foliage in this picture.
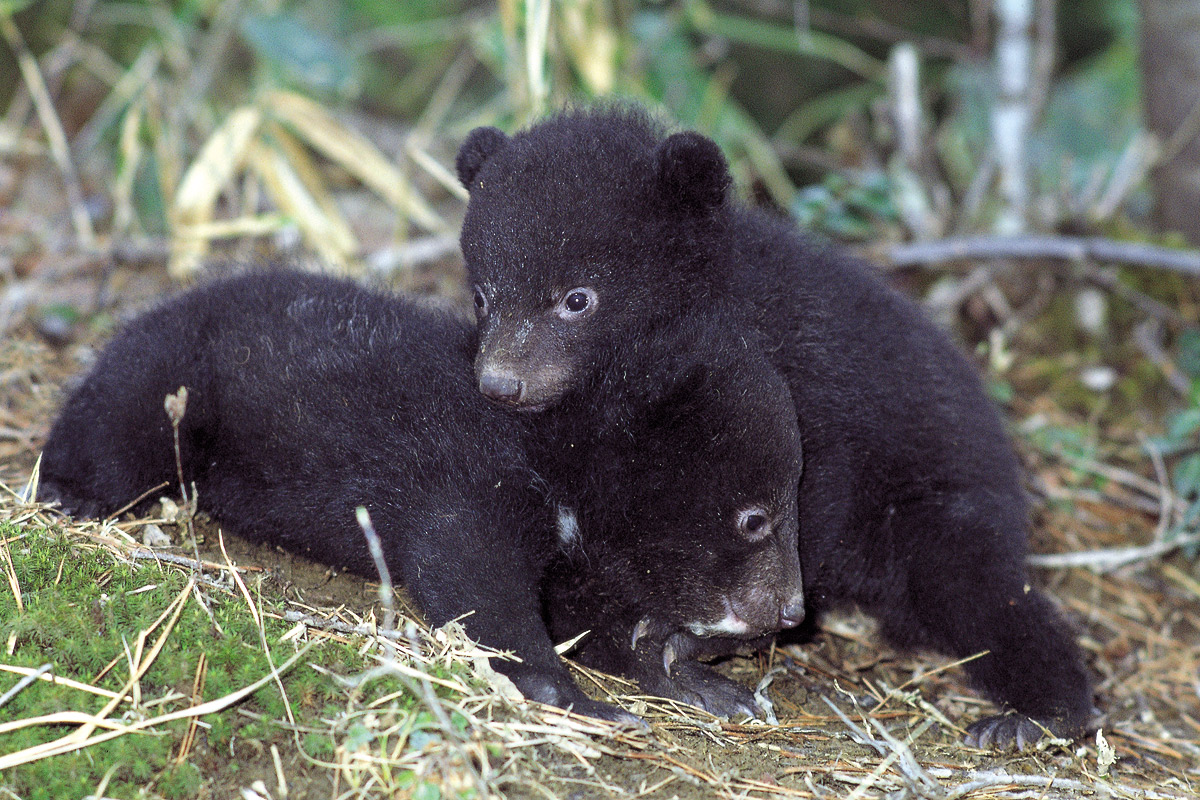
[1025,419,1103,466]
[1179,328,1200,381]
[240,8,360,96]
[1033,42,1144,199]
[939,20,1144,225]
[1146,372,1200,556]
[0,0,35,16]
[156,762,203,800]
[791,172,899,241]
[986,376,1016,406]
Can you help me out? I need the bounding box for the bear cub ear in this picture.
[456,126,510,189]
[654,131,731,211]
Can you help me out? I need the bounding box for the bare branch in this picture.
[878,234,1200,275]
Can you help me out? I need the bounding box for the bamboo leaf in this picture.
[247,139,356,270]
[266,90,447,232]
[170,106,262,277]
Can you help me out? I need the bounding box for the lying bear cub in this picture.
[39,270,805,721]
[456,105,1095,749]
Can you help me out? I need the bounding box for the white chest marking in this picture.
[556,505,580,549]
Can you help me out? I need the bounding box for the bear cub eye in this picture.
[555,287,597,320]
[565,291,589,312]
[737,508,772,540]
[473,287,489,319]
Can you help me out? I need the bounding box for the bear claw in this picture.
[666,660,760,720]
[964,714,1050,751]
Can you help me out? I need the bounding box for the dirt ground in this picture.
[3,258,1200,799]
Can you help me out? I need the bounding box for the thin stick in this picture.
[0,664,122,701]
[128,548,250,573]
[880,234,1200,275]
[174,652,207,763]
[1159,94,1200,166]
[1083,264,1188,328]
[282,609,416,643]
[1027,533,1200,570]
[219,531,297,733]
[355,507,395,624]
[1134,320,1192,396]
[354,506,489,797]
[1,523,22,614]
[103,481,170,522]
[0,663,52,710]
[0,13,94,247]
[164,388,189,507]
[1142,434,1177,540]
[991,0,1033,234]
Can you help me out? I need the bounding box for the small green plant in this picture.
[1145,331,1200,557]
[792,172,900,241]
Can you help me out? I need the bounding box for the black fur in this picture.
[456,126,510,188]
[456,105,1094,747]
[39,271,635,721]
[535,318,805,716]
[39,269,806,720]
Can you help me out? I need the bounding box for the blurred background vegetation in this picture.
[0,0,1156,259]
[3,5,1200,796]
[1,0,1198,549]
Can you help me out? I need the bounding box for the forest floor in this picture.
[1,250,1198,800]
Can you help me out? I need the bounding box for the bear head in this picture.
[547,321,805,646]
[457,105,735,410]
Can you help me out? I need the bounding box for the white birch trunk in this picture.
[992,0,1034,234]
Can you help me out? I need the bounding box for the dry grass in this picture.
[3,323,1199,799]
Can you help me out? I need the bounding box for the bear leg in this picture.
[395,516,639,725]
[872,494,1093,748]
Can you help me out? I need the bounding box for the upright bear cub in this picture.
[39,270,805,720]
[456,105,1094,748]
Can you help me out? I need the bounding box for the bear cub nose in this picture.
[779,595,806,629]
[479,371,523,403]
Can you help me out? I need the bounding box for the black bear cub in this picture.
[456,105,1094,748]
[39,270,805,721]
[533,314,806,717]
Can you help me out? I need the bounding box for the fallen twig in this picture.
[1027,533,1200,571]
[281,608,424,644]
[1134,320,1193,396]
[1083,264,1189,328]
[821,695,944,799]
[0,663,52,711]
[933,767,1193,800]
[879,235,1200,275]
[126,547,256,583]
[0,13,94,247]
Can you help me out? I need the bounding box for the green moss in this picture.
[0,521,466,798]
[157,761,203,799]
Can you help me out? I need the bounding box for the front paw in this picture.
[37,480,104,518]
[662,660,760,720]
[501,662,642,726]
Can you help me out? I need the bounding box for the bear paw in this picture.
[504,663,643,726]
[36,480,104,519]
[964,713,1051,751]
[664,660,759,720]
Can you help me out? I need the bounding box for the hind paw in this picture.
[36,480,104,519]
[964,713,1051,750]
